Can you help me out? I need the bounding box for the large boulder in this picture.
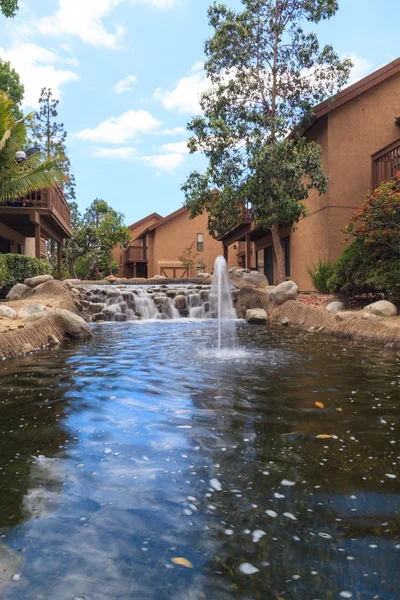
[6,283,30,301]
[363,300,398,318]
[54,308,93,338]
[326,301,345,312]
[269,280,298,306]
[0,305,17,319]
[230,267,269,289]
[24,274,53,288]
[174,295,187,310]
[246,308,268,324]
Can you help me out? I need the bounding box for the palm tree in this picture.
[0,92,64,204]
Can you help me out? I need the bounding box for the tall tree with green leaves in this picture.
[32,87,76,203]
[0,92,63,204]
[64,199,130,279]
[0,0,18,17]
[182,0,352,282]
[0,59,24,119]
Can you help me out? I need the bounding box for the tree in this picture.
[64,199,130,279]
[31,88,76,202]
[0,92,63,204]
[182,0,351,282]
[0,59,24,119]
[178,242,199,275]
[0,0,18,17]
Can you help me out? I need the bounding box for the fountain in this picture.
[209,255,238,352]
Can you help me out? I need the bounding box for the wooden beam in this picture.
[224,244,228,262]
[57,241,62,272]
[35,220,41,259]
[245,234,251,269]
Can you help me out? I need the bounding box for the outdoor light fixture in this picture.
[15,150,27,163]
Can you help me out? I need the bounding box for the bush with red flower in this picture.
[328,174,400,300]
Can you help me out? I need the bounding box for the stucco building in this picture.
[220,58,400,290]
[114,207,228,279]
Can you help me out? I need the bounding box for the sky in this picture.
[0,0,399,226]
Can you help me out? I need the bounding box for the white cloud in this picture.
[141,153,185,171]
[0,43,78,108]
[158,141,189,154]
[76,110,162,143]
[153,62,209,114]
[346,53,374,85]
[36,0,178,49]
[161,126,186,136]
[114,75,137,93]
[92,147,137,159]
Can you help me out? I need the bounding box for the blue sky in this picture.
[0,0,399,226]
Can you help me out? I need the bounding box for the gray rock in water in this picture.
[246,308,268,324]
[0,305,17,319]
[174,295,187,310]
[281,317,290,327]
[93,313,107,322]
[269,281,298,306]
[363,300,398,318]
[55,308,93,338]
[24,274,53,288]
[6,283,30,301]
[89,303,106,313]
[326,301,345,312]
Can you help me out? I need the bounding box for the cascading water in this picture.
[209,255,238,352]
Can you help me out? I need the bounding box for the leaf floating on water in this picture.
[210,478,222,491]
[316,434,333,439]
[238,563,259,575]
[315,401,324,408]
[171,557,193,569]
[336,408,343,412]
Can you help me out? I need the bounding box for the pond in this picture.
[0,321,399,599]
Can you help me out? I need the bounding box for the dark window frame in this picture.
[197,233,204,252]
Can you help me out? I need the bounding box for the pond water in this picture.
[0,321,399,600]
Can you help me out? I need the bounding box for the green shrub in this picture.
[307,259,334,293]
[327,240,400,301]
[0,254,53,287]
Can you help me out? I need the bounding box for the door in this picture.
[264,246,274,285]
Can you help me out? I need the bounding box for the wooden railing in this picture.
[125,246,147,262]
[372,138,400,187]
[6,186,71,230]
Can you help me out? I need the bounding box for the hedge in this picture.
[0,254,53,288]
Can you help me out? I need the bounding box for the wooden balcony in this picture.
[372,138,400,187]
[125,245,147,263]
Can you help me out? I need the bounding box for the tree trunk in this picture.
[271,223,286,283]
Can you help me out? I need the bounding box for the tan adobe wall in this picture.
[254,72,400,291]
[148,210,224,277]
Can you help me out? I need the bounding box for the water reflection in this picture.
[0,322,398,599]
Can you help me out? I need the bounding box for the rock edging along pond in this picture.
[0,277,92,359]
[236,284,400,345]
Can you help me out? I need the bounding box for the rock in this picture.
[0,306,17,319]
[47,335,60,346]
[246,308,268,324]
[55,309,93,338]
[326,301,345,312]
[6,283,30,301]
[230,267,269,289]
[18,304,50,321]
[64,279,83,287]
[281,317,289,327]
[174,295,187,311]
[269,281,298,306]
[196,272,212,279]
[335,311,356,322]
[24,274,53,288]
[153,275,167,280]
[363,300,398,318]
[104,275,117,284]
[89,303,106,313]
[153,296,166,306]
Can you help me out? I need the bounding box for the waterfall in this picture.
[84,278,236,327]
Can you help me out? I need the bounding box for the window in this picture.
[197,233,204,252]
[281,236,290,277]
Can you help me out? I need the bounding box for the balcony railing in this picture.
[6,186,71,231]
[372,138,400,187]
[242,204,254,219]
[125,246,147,262]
